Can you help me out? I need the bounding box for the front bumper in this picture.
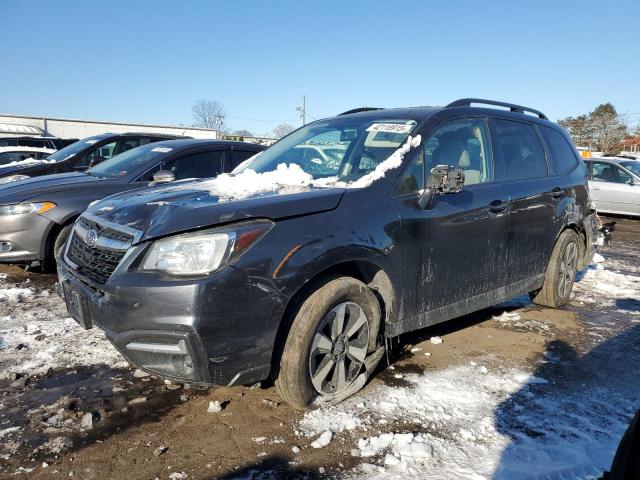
[0,213,54,262]
[56,246,280,387]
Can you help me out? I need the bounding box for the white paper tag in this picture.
[366,123,413,134]
[151,147,173,153]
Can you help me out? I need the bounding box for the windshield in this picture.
[621,161,640,177]
[87,142,172,177]
[239,117,418,183]
[47,136,105,162]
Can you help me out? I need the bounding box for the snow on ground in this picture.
[0,275,126,380]
[297,256,640,479]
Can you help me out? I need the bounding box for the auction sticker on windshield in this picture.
[366,123,414,134]
[151,147,173,153]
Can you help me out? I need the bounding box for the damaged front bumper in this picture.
[56,250,279,388]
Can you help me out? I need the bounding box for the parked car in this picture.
[0,139,263,267]
[57,99,600,410]
[584,157,640,216]
[0,132,189,184]
[0,136,77,150]
[0,147,56,167]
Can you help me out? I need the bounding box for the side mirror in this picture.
[151,170,176,184]
[417,165,465,210]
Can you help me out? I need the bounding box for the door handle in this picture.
[551,187,564,199]
[488,200,508,214]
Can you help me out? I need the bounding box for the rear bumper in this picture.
[580,212,599,268]
[56,247,281,387]
[0,213,54,262]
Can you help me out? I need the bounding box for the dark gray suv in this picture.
[58,99,601,410]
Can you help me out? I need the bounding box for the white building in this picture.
[0,113,218,140]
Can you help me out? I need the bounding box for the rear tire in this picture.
[275,276,381,410]
[529,229,580,308]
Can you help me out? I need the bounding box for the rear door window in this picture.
[539,126,579,175]
[590,161,633,184]
[493,119,548,180]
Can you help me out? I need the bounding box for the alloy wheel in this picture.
[558,240,577,298]
[308,301,369,395]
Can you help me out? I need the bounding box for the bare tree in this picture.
[192,99,226,132]
[272,123,295,139]
[232,129,253,137]
[590,103,628,154]
[559,102,628,153]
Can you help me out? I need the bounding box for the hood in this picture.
[0,173,107,203]
[87,179,346,242]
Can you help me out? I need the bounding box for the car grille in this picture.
[66,217,135,285]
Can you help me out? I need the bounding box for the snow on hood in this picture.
[173,134,422,201]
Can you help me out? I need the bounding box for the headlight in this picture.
[0,202,56,216]
[140,220,274,276]
[0,175,30,184]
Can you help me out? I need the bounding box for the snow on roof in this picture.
[0,146,56,154]
[0,123,44,136]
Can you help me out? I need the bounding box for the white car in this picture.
[585,157,640,216]
[0,146,56,167]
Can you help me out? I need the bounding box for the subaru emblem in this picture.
[86,229,99,247]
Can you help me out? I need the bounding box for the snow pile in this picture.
[492,311,521,322]
[0,287,34,303]
[310,430,333,448]
[187,163,314,202]
[0,275,126,379]
[573,261,640,306]
[355,432,434,470]
[298,352,639,479]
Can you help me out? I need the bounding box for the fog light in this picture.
[124,339,198,381]
[0,241,13,252]
[172,355,194,376]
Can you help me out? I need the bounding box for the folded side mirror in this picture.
[151,170,176,184]
[417,165,465,210]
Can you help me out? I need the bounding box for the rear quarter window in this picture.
[540,126,579,175]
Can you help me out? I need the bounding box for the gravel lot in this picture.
[1,217,639,479]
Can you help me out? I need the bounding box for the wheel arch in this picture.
[269,259,397,377]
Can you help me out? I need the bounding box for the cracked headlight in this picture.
[0,202,56,216]
[140,220,274,276]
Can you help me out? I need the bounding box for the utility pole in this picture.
[297,95,306,126]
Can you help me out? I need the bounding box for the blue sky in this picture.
[1,0,638,135]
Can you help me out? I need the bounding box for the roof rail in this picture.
[445,98,548,120]
[339,107,383,116]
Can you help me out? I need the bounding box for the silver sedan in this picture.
[585,157,640,216]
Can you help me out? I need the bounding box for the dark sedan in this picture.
[0,139,264,267]
[0,132,189,184]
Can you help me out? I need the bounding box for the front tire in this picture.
[530,229,580,308]
[275,276,381,410]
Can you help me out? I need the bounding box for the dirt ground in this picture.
[1,216,639,479]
